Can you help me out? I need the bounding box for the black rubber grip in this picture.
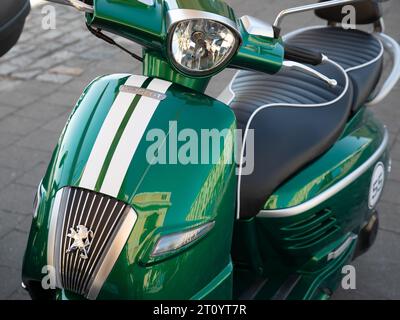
[284,44,323,66]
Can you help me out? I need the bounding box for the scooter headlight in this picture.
[169,18,240,76]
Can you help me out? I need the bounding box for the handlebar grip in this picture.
[284,44,323,66]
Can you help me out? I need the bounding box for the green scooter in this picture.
[22,0,399,300]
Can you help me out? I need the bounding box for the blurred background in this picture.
[0,0,399,299]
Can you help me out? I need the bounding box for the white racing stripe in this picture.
[100,78,172,197]
[79,75,148,190]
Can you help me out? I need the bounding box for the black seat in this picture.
[285,27,383,112]
[232,1,385,220]
[231,61,353,219]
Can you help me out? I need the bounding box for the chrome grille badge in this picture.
[66,225,94,260]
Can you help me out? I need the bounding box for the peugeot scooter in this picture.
[22,0,400,300]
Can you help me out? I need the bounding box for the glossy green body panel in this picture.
[87,0,283,92]
[264,107,387,210]
[22,73,237,299]
[143,51,211,92]
[232,21,284,74]
[232,107,389,299]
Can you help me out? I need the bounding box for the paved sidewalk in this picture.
[0,1,399,300]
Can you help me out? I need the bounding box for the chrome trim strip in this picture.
[69,192,91,292]
[119,85,167,101]
[216,70,239,105]
[258,129,389,218]
[273,0,364,28]
[87,207,137,300]
[166,9,240,36]
[66,189,84,289]
[366,33,400,106]
[327,234,357,261]
[47,189,63,273]
[241,15,275,38]
[60,188,76,287]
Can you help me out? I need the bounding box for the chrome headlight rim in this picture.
[167,9,242,77]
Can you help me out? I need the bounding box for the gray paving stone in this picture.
[0,167,19,190]
[0,79,23,94]
[381,180,400,205]
[0,90,41,107]
[0,106,14,119]
[7,286,30,300]
[36,73,73,84]
[0,211,19,239]
[13,80,60,98]
[0,184,36,215]
[391,141,400,162]
[15,162,47,188]
[15,101,67,121]
[42,29,64,41]
[0,64,19,76]
[7,56,36,69]
[41,90,80,108]
[16,129,59,152]
[29,50,75,71]
[3,44,36,60]
[42,113,70,133]
[11,69,43,80]
[0,116,42,136]
[0,132,20,148]
[0,230,29,268]
[377,201,400,234]
[334,229,400,300]
[49,65,83,77]
[388,159,400,182]
[0,266,23,298]
[0,145,51,172]
[0,210,32,239]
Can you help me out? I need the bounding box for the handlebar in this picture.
[284,44,324,66]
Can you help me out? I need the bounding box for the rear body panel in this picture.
[22,74,237,299]
[233,107,389,299]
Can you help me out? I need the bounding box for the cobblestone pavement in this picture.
[0,1,399,300]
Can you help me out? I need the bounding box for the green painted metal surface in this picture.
[232,20,284,75]
[264,108,387,210]
[22,73,237,299]
[231,107,389,299]
[87,0,283,92]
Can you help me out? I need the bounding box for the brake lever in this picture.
[282,57,338,88]
[45,0,94,13]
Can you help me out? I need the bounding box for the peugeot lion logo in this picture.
[66,225,94,260]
